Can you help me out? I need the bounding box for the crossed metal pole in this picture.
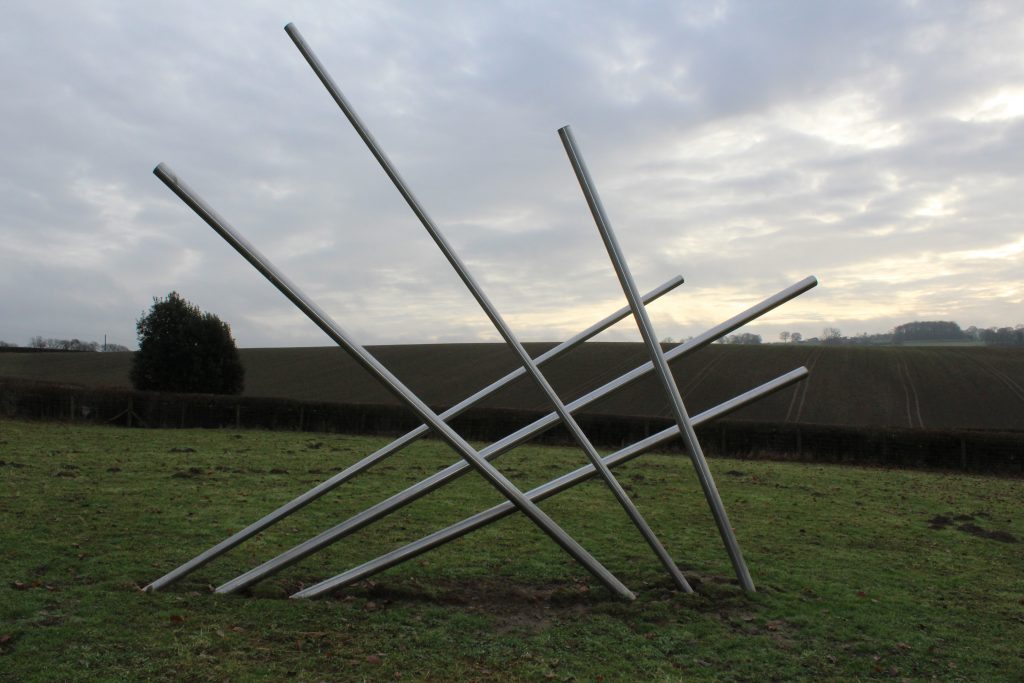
[144,275,684,592]
[145,23,818,600]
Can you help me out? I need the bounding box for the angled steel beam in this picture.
[559,125,761,591]
[293,367,808,598]
[152,163,636,601]
[216,276,816,594]
[144,275,682,592]
[286,23,687,590]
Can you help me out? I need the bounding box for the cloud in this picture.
[0,0,1021,350]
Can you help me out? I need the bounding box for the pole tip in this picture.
[153,162,174,182]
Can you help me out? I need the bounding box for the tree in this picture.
[892,320,965,343]
[131,292,244,394]
[28,336,99,351]
[790,332,802,343]
[724,332,762,345]
[822,327,842,344]
[981,326,1024,346]
[779,331,790,343]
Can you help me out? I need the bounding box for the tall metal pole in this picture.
[144,275,682,592]
[559,125,759,592]
[216,276,816,593]
[285,24,687,591]
[153,163,635,601]
[293,367,807,598]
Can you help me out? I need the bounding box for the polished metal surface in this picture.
[147,21,822,601]
[143,276,682,592]
[560,125,758,592]
[215,277,815,594]
[286,22,687,591]
[293,367,808,598]
[153,163,635,600]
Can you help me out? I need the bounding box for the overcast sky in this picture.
[2,1,1021,349]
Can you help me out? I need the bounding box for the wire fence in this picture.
[1,378,1020,475]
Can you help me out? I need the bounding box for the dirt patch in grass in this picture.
[171,467,205,479]
[339,578,602,634]
[957,523,1018,543]
[927,512,1018,543]
[325,571,759,636]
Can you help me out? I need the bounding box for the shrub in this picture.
[130,292,244,394]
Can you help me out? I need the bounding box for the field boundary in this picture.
[1,377,1020,475]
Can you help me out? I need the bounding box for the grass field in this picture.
[2,419,1022,681]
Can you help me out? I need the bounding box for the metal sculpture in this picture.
[145,23,817,600]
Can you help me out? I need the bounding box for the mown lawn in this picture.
[1,419,1021,681]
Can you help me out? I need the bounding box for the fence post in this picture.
[235,404,241,430]
[127,397,134,428]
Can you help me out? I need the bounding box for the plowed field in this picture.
[3,344,1022,431]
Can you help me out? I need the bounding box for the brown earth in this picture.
[1,343,1022,431]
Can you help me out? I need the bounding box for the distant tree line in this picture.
[34,337,131,352]
[893,321,963,342]
[722,332,763,345]
[0,337,130,352]
[664,333,764,345]
[775,321,1024,346]
[963,325,1024,345]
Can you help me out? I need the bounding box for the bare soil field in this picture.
[2,343,1022,431]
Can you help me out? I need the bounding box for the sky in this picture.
[1,0,1022,349]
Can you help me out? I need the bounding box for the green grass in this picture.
[1,419,1021,681]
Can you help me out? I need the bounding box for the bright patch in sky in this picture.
[774,91,904,150]
[953,87,1024,122]
[913,187,961,218]
[958,237,1024,261]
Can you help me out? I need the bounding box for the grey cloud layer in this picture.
[1,0,1020,348]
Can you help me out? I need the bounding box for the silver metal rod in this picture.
[152,163,635,601]
[560,125,760,592]
[216,276,815,593]
[144,276,682,592]
[286,24,688,591]
[293,367,808,598]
